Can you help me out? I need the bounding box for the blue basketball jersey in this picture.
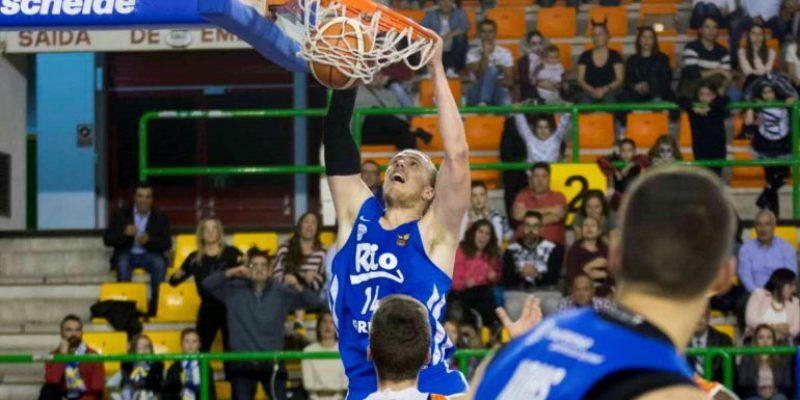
[329,197,468,400]
[475,308,694,400]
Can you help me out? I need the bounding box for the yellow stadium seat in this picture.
[579,113,615,149]
[99,282,148,314]
[232,232,279,255]
[172,234,197,270]
[486,8,527,39]
[586,6,628,37]
[83,331,127,376]
[750,226,799,250]
[411,116,442,151]
[151,282,200,323]
[712,324,735,342]
[730,152,765,188]
[464,115,505,151]
[320,231,335,248]
[419,79,462,107]
[554,42,572,72]
[216,381,232,400]
[537,6,577,38]
[639,4,678,36]
[146,330,183,369]
[210,332,224,372]
[626,112,669,148]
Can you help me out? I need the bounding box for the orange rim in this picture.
[320,0,438,42]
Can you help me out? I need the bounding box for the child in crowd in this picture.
[513,112,571,163]
[533,44,566,104]
[597,139,648,211]
[647,134,683,167]
[163,328,214,400]
[117,335,164,400]
[680,81,730,176]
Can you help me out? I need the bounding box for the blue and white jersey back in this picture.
[329,197,468,400]
[475,308,694,400]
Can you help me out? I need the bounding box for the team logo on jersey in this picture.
[357,223,367,241]
[396,233,410,246]
[351,243,404,284]
[498,360,566,400]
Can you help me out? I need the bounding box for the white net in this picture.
[297,0,436,84]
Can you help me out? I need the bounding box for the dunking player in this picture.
[366,295,449,400]
[324,39,470,399]
[471,167,738,400]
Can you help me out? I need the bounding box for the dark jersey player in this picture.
[322,38,471,399]
[467,167,738,400]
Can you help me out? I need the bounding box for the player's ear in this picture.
[422,186,435,202]
[707,256,736,298]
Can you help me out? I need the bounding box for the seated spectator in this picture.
[40,315,104,400]
[361,160,384,209]
[163,328,214,400]
[450,220,503,329]
[597,139,648,211]
[679,81,730,176]
[556,274,613,312]
[576,20,624,104]
[736,324,794,399]
[678,17,736,101]
[745,268,800,343]
[500,117,530,228]
[687,306,734,381]
[571,189,615,243]
[459,181,510,246]
[420,0,469,77]
[739,210,797,293]
[691,0,736,29]
[274,212,327,322]
[118,334,164,400]
[204,248,323,400]
[784,33,800,89]
[621,27,674,106]
[512,112,570,163]
[647,134,683,167]
[565,216,614,297]
[531,45,566,104]
[516,30,547,102]
[502,211,564,316]
[739,24,777,91]
[355,72,431,150]
[539,0,619,8]
[730,0,788,68]
[466,19,514,106]
[743,77,797,215]
[302,310,347,400]
[103,181,171,315]
[169,217,242,353]
[511,162,567,244]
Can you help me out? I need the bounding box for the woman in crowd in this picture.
[118,335,163,400]
[565,216,614,298]
[576,20,624,104]
[622,26,674,103]
[745,268,800,344]
[516,30,548,102]
[302,310,347,400]
[738,24,776,92]
[736,324,794,400]
[571,189,614,243]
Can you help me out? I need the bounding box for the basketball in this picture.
[308,18,373,90]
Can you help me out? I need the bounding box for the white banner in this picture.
[0,27,255,53]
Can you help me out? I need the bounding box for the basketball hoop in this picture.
[297,0,438,84]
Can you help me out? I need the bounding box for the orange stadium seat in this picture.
[419,79,462,107]
[465,8,478,37]
[411,116,443,150]
[172,234,197,271]
[536,6,577,38]
[639,4,678,36]
[554,42,573,72]
[505,42,521,63]
[578,113,615,149]
[232,232,279,255]
[678,112,693,147]
[398,9,425,23]
[640,0,681,3]
[464,115,505,150]
[659,39,676,70]
[586,6,628,37]
[730,152,765,188]
[469,157,502,189]
[486,8,528,39]
[496,0,531,7]
[83,332,127,376]
[626,112,669,148]
[152,282,201,323]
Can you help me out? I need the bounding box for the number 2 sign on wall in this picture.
[550,164,608,226]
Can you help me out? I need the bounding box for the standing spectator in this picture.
[745,268,800,343]
[686,307,734,381]
[738,24,777,91]
[274,212,327,323]
[459,181,510,246]
[556,274,613,312]
[597,139,648,211]
[511,162,567,245]
[571,189,615,243]
[691,0,737,29]
[204,249,323,400]
[647,135,683,167]
[103,182,171,315]
[516,30,548,102]
[565,216,614,297]
[679,81,730,176]
[739,210,798,293]
[169,217,242,353]
[302,310,347,400]
[621,27,674,105]
[118,334,164,400]
[575,21,624,104]
[678,17,735,101]
[163,328,215,400]
[420,0,469,77]
[40,315,104,400]
[512,112,570,163]
[466,19,514,106]
[356,72,431,150]
[361,160,384,209]
[531,45,566,104]
[730,0,787,68]
[450,220,503,329]
[502,211,565,316]
[736,324,794,399]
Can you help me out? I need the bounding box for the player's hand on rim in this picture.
[496,295,542,340]
[426,34,444,71]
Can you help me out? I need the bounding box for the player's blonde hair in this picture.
[392,149,438,187]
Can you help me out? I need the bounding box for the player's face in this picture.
[474,224,492,250]
[299,214,319,241]
[202,220,221,245]
[571,275,593,305]
[581,218,600,241]
[584,197,603,219]
[384,153,433,207]
[181,333,201,354]
[530,168,550,194]
[471,186,488,210]
[522,216,542,241]
[755,327,775,347]
[755,213,776,242]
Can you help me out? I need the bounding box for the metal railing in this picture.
[138,101,800,218]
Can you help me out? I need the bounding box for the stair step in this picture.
[0,383,42,400]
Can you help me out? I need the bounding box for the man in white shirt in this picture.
[729,0,787,67]
[365,295,453,400]
[466,19,514,106]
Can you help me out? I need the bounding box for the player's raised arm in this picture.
[323,88,374,247]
